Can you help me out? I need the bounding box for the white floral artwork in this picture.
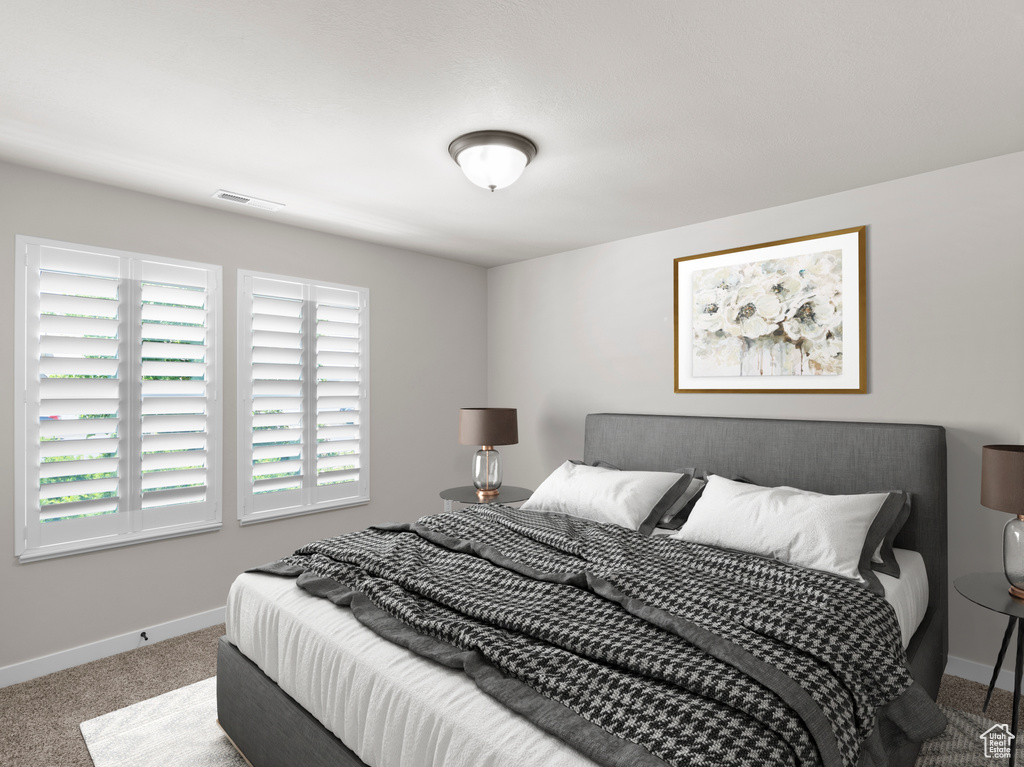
[691,250,843,377]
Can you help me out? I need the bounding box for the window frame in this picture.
[237,269,369,525]
[14,236,223,562]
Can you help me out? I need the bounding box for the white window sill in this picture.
[17,520,222,563]
[238,496,370,526]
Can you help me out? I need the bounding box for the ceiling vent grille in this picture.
[212,190,284,212]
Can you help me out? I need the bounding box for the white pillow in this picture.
[521,461,685,531]
[673,475,900,592]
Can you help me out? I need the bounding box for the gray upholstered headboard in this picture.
[583,413,948,693]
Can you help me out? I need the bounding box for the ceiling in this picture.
[1,1,1022,268]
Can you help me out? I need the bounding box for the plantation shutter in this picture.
[137,259,217,528]
[239,272,368,523]
[313,285,364,502]
[16,237,221,561]
[247,276,306,511]
[31,247,127,549]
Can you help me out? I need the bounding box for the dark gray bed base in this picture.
[217,413,947,767]
[218,636,364,767]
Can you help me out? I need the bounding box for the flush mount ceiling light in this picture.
[448,130,537,192]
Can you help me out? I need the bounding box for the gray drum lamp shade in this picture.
[982,445,1024,514]
[459,408,518,447]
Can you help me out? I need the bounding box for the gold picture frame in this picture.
[674,226,866,394]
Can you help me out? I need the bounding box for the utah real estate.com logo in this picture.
[980,723,1015,759]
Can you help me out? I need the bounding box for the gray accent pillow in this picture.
[569,459,621,470]
[657,476,707,530]
[641,470,695,535]
[870,495,912,578]
[858,492,908,594]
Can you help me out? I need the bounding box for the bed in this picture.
[217,413,948,767]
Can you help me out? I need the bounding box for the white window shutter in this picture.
[16,237,222,561]
[239,271,368,523]
[313,285,366,503]
[137,259,218,530]
[29,248,128,550]
[248,276,306,513]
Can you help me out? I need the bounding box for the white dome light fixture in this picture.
[448,130,537,192]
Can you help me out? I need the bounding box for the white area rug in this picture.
[78,678,996,767]
[80,677,245,767]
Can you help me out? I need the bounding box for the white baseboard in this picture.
[946,654,1016,693]
[0,605,225,689]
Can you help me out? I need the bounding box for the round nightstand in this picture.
[955,572,1024,765]
[439,485,533,512]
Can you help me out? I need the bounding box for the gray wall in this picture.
[4,151,1022,674]
[487,151,1024,669]
[0,160,486,669]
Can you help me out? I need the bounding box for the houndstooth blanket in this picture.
[258,505,946,767]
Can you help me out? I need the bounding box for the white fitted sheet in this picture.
[875,548,930,649]
[226,571,599,767]
[225,548,928,767]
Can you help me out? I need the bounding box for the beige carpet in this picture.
[938,673,1016,726]
[0,625,1018,767]
[0,625,222,767]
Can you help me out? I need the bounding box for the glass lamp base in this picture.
[472,446,502,500]
[1004,515,1024,600]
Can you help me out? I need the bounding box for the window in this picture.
[237,271,369,524]
[15,236,222,562]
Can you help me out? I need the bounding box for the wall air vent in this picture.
[212,190,285,212]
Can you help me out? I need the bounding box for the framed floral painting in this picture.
[674,226,866,393]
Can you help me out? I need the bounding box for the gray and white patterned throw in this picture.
[259,505,946,767]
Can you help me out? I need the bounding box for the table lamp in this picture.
[981,445,1024,599]
[459,408,518,500]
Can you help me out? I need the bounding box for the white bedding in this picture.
[876,548,930,648]
[225,548,928,767]
[227,570,599,767]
